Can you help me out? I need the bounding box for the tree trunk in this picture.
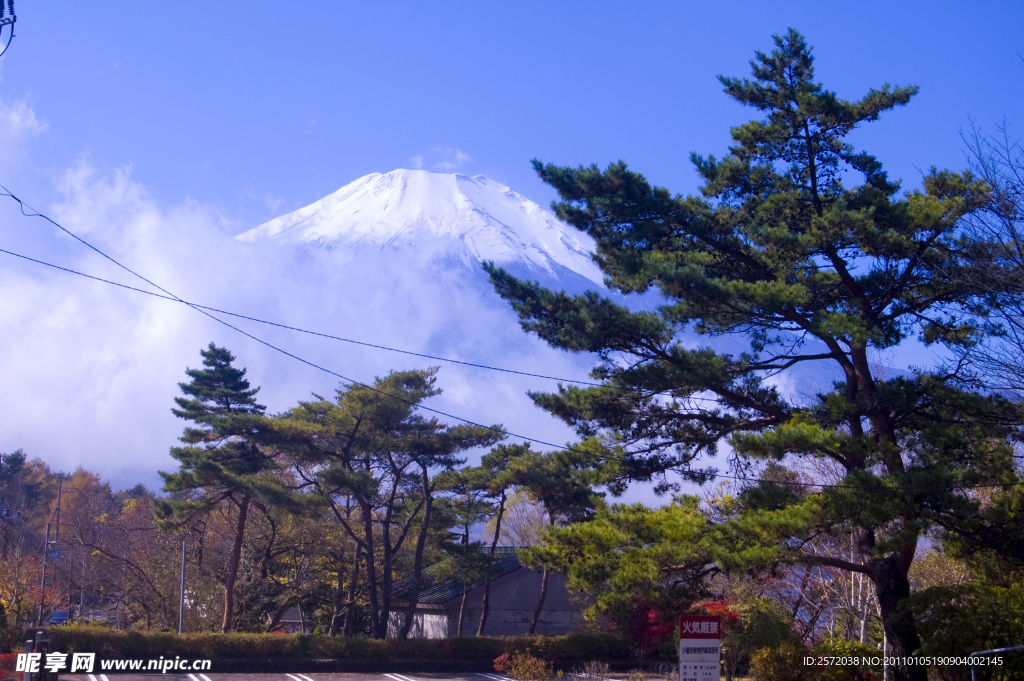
[221,494,250,633]
[457,587,468,637]
[399,473,434,639]
[342,545,360,636]
[528,566,548,635]
[476,490,506,636]
[528,514,554,635]
[329,559,345,635]
[873,556,926,681]
[362,500,384,638]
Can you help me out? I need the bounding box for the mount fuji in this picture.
[236,169,605,289]
[1,167,616,489]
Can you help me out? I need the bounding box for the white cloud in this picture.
[0,155,244,487]
[432,146,473,172]
[238,186,285,218]
[0,143,593,492]
[408,146,473,173]
[0,97,48,174]
[0,103,714,505]
[0,98,46,137]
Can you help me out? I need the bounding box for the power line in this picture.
[0,186,719,405]
[0,247,604,386]
[704,471,1024,491]
[2,187,1022,494]
[0,242,570,445]
[0,185,573,450]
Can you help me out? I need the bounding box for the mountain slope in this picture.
[236,169,604,286]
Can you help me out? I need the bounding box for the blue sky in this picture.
[0,2,1022,488]
[5,2,1022,227]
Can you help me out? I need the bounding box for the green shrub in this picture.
[505,633,631,662]
[0,627,23,654]
[910,581,1024,681]
[495,652,554,681]
[750,642,816,681]
[811,638,880,681]
[46,628,632,671]
[723,597,800,679]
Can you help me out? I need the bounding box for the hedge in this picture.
[0,628,22,655]
[40,628,633,673]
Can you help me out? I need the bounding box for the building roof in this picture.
[391,547,527,606]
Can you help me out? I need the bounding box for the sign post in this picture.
[679,615,721,681]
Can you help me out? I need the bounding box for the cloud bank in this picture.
[0,106,593,490]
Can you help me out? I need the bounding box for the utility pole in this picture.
[54,480,61,545]
[0,0,16,59]
[55,480,63,613]
[37,480,63,626]
[38,522,50,626]
[178,540,186,634]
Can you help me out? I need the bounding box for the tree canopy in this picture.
[276,368,505,638]
[156,343,287,632]
[487,29,1023,681]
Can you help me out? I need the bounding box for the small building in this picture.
[272,605,310,633]
[387,547,585,638]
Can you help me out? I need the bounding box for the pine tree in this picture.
[155,342,281,633]
[498,447,601,634]
[277,368,504,639]
[486,30,1021,681]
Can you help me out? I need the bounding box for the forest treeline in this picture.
[3,29,1024,681]
[0,357,593,641]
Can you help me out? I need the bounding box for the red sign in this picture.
[679,615,721,639]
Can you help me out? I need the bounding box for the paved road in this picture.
[59,672,642,681]
[62,672,520,681]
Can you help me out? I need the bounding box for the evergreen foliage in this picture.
[156,343,287,633]
[276,368,505,639]
[158,343,271,511]
[523,498,712,628]
[486,29,1023,681]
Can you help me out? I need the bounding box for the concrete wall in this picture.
[386,609,449,639]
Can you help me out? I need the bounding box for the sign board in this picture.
[679,615,721,681]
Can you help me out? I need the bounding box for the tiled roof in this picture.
[391,547,526,605]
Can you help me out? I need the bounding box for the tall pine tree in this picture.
[276,368,504,639]
[156,343,283,633]
[487,30,1021,681]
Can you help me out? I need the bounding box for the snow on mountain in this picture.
[4,165,615,490]
[236,169,604,286]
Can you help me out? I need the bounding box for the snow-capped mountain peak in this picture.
[236,169,603,285]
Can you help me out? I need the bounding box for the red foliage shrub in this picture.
[627,597,678,655]
[0,652,18,681]
[690,599,740,630]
